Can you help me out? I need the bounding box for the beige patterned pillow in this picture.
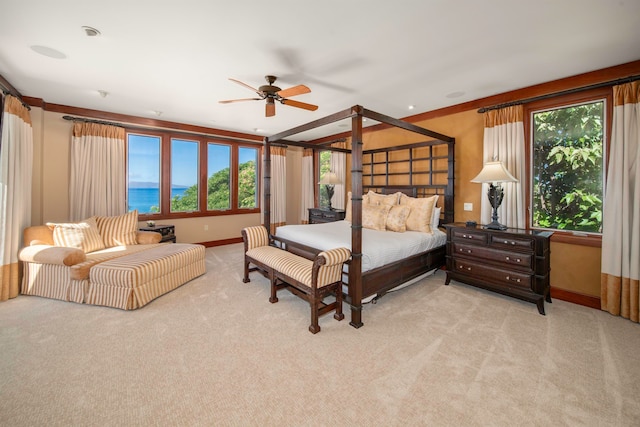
[399,194,438,233]
[96,210,139,247]
[47,216,105,253]
[362,204,391,231]
[367,191,399,206]
[385,205,411,232]
[345,191,371,223]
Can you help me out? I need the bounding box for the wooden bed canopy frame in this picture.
[263,105,455,328]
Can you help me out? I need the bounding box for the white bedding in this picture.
[275,220,446,273]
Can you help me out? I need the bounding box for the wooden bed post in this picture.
[349,105,364,328]
[263,137,271,232]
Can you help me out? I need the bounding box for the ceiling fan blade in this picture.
[219,98,262,104]
[228,78,263,95]
[276,84,311,98]
[281,99,318,111]
[266,100,276,117]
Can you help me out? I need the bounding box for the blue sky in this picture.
[128,134,257,187]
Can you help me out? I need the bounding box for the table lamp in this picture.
[319,171,342,210]
[471,161,518,230]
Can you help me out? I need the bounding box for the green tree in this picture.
[319,150,331,207]
[532,101,603,232]
[169,160,257,211]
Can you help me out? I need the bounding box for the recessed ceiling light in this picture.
[446,91,465,99]
[82,26,101,37]
[408,105,415,110]
[30,45,66,59]
[98,90,108,98]
[253,128,263,133]
[153,110,163,117]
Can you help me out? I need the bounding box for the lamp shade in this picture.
[318,172,342,185]
[470,161,518,184]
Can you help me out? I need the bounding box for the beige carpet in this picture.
[1,243,639,426]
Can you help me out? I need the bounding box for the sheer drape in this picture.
[330,141,346,210]
[481,106,526,228]
[300,148,314,223]
[0,95,33,301]
[601,81,640,323]
[269,146,287,233]
[69,122,126,221]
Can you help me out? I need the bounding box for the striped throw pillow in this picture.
[47,216,105,253]
[96,210,139,247]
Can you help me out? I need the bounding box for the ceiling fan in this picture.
[219,75,318,117]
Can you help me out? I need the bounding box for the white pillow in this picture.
[431,207,441,230]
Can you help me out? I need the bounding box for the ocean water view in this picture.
[128,187,187,213]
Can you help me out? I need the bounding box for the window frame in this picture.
[523,86,612,247]
[126,128,261,220]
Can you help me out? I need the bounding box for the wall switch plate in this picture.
[204,224,209,231]
[464,203,473,211]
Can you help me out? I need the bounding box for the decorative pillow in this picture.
[399,194,438,233]
[385,205,411,232]
[431,206,442,230]
[367,191,399,206]
[345,191,371,223]
[362,204,392,231]
[46,216,105,253]
[96,210,139,247]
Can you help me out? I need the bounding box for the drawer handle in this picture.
[462,234,473,239]
[459,248,472,254]
[503,240,516,245]
[459,265,472,271]
[505,256,521,262]
[506,276,521,283]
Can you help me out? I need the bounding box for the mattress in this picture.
[275,220,446,273]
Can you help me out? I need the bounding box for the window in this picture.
[207,143,231,210]
[171,139,199,212]
[126,131,260,219]
[318,150,331,208]
[238,147,258,208]
[528,89,609,234]
[127,134,161,214]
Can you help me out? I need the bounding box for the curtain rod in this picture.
[0,78,31,111]
[477,74,640,113]
[62,115,263,146]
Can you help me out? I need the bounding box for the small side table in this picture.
[139,224,176,243]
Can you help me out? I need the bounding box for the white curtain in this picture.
[69,122,126,221]
[601,81,640,323]
[0,95,33,301]
[330,142,346,210]
[268,146,287,233]
[300,148,314,223]
[481,105,526,228]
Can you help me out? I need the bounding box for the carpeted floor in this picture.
[1,243,639,426]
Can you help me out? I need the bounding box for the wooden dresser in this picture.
[443,223,553,314]
[308,208,345,224]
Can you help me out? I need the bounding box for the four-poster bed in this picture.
[263,105,455,328]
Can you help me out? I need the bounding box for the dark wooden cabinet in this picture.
[139,224,176,243]
[443,223,552,314]
[308,208,345,224]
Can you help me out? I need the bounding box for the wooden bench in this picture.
[242,225,351,334]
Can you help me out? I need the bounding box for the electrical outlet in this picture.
[204,224,209,231]
[464,203,473,211]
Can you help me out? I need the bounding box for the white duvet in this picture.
[275,220,446,273]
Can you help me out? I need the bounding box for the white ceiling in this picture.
[2,0,640,141]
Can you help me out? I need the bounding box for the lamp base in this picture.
[483,220,508,230]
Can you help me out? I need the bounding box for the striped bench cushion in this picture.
[246,246,348,288]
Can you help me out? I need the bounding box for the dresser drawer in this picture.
[452,259,532,290]
[451,228,488,245]
[452,242,533,271]
[490,234,534,251]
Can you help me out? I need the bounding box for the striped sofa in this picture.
[18,212,206,309]
[242,225,351,334]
